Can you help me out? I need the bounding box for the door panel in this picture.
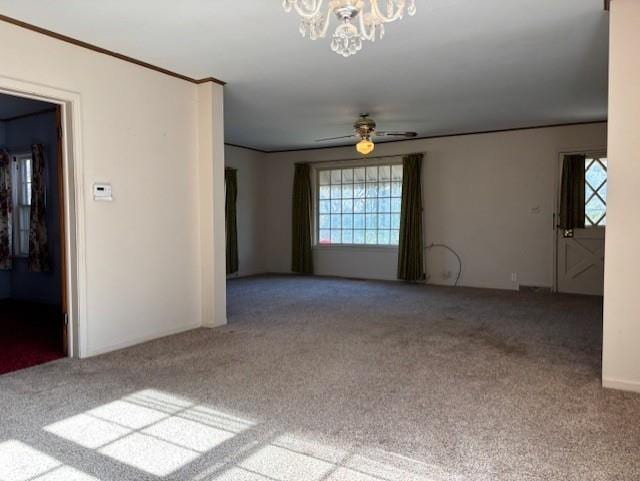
[557,227,605,295]
[555,152,606,296]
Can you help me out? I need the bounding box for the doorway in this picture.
[0,93,68,374]
[555,152,607,296]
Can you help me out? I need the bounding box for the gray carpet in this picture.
[1,275,639,481]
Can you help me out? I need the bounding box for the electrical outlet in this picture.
[511,272,518,282]
[442,270,452,280]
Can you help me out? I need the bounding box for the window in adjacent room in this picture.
[585,155,607,227]
[12,153,33,256]
[317,163,403,246]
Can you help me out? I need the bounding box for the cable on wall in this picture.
[425,243,462,287]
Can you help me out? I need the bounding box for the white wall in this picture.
[197,82,227,329]
[602,0,640,393]
[0,21,225,357]
[263,123,607,290]
[224,145,267,277]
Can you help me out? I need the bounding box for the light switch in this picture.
[93,183,112,201]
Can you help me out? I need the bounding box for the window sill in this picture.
[313,244,399,252]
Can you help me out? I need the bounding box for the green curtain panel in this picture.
[398,153,425,281]
[225,168,239,275]
[28,144,51,272]
[0,150,12,271]
[291,163,314,274]
[559,154,586,230]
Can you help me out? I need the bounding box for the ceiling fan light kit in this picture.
[283,0,417,57]
[356,138,375,155]
[316,114,418,156]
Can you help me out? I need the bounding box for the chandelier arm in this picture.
[290,0,326,19]
[369,0,405,23]
[318,10,332,38]
[358,13,377,41]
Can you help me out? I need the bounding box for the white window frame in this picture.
[11,152,34,258]
[584,153,608,228]
[313,156,403,249]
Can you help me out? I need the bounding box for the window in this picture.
[12,153,33,256]
[585,156,607,227]
[317,163,403,246]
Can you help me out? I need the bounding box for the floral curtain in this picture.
[0,150,12,270]
[28,144,51,272]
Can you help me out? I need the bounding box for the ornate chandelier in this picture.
[282,0,417,57]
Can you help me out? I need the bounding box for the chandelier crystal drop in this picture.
[283,0,417,57]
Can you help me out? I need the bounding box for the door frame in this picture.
[552,147,607,293]
[0,77,87,358]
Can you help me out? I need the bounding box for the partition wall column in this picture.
[198,81,227,327]
[602,0,640,393]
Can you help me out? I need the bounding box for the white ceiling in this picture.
[0,0,609,151]
[0,93,53,121]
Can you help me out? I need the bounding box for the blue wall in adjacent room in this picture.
[0,109,61,305]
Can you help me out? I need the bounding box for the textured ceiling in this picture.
[0,0,609,151]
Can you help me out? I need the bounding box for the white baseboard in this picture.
[83,322,202,359]
[602,377,640,394]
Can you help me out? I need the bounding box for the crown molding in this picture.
[0,106,56,123]
[224,142,268,154]
[255,120,608,154]
[0,14,225,86]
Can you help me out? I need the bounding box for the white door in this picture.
[556,154,607,296]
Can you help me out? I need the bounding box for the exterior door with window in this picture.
[556,154,607,295]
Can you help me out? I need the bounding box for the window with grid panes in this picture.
[584,156,607,227]
[317,163,403,246]
[12,153,33,257]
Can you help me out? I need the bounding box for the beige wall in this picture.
[198,83,227,329]
[225,145,267,277]
[262,123,607,290]
[602,0,640,393]
[0,21,225,357]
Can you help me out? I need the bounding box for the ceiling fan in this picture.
[315,114,417,155]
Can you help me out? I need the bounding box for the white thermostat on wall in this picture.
[93,183,113,201]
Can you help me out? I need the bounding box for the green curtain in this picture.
[398,153,425,281]
[225,168,239,275]
[559,154,586,230]
[291,163,314,274]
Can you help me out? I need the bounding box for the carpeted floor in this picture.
[1,275,639,481]
[0,301,64,375]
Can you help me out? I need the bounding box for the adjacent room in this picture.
[1,1,640,481]
[0,93,66,374]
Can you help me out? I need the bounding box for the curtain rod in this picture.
[307,152,423,166]
[2,145,39,155]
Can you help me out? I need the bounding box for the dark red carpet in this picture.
[0,301,64,375]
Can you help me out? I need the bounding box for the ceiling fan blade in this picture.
[375,131,418,138]
[315,134,357,142]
